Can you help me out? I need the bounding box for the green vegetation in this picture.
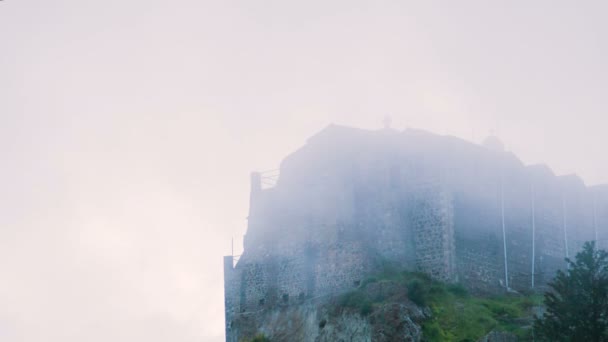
[335,267,541,342]
[534,241,608,342]
[245,244,608,341]
[421,283,540,341]
[338,290,374,316]
[246,334,271,342]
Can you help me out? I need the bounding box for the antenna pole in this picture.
[501,171,509,289]
[531,182,536,289]
[562,195,569,265]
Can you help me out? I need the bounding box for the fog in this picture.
[1,1,608,341]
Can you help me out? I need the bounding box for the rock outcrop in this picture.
[236,300,428,342]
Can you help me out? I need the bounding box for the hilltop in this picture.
[240,267,538,341]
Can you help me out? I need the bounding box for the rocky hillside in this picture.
[238,270,539,342]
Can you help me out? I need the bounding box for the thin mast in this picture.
[562,195,569,262]
[501,173,509,289]
[531,183,536,289]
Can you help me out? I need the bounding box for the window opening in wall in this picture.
[282,294,289,303]
[353,280,361,287]
[298,292,306,301]
[258,298,265,306]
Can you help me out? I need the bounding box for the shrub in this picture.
[360,301,373,316]
[338,291,373,316]
[249,334,271,342]
[535,241,608,341]
[407,279,429,306]
[447,283,469,297]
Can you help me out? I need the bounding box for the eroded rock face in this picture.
[369,303,429,342]
[234,298,428,342]
[234,302,372,342]
[316,312,372,342]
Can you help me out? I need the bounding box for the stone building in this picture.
[223,124,608,341]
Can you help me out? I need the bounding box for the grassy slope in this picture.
[337,269,542,342]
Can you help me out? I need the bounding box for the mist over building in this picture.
[223,124,608,341]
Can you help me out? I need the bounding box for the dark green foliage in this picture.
[338,290,374,316]
[423,289,537,341]
[248,334,271,342]
[360,301,373,316]
[446,283,469,297]
[333,269,536,341]
[361,276,378,287]
[407,279,429,306]
[534,241,608,342]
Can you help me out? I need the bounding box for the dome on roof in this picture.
[483,135,505,152]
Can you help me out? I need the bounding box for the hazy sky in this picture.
[2,1,608,341]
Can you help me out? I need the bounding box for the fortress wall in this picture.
[235,166,604,313]
[594,188,608,249]
[273,254,310,304]
[505,229,534,291]
[372,206,416,267]
[453,192,503,292]
[449,166,598,292]
[532,181,567,286]
[410,186,456,282]
[237,257,296,313]
[501,169,535,291]
[227,240,371,317]
[314,241,373,296]
[353,174,415,267]
[562,185,596,255]
[223,256,240,342]
[448,159,505,292]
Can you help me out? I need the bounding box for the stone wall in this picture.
[224,239,373,340]
[594,186,608,250]
[223,256,240,342]
[410,186,456,282]
[453,192,503,292]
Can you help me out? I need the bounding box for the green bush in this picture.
[361,276,378,287]
[360,301,373,316]
[248,334,271,342]
[332,268,535,341]
[338,291,374,316]
[446,283,469,297]
[407,279,429,306]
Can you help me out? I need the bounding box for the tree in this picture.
[535,241,608,341]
